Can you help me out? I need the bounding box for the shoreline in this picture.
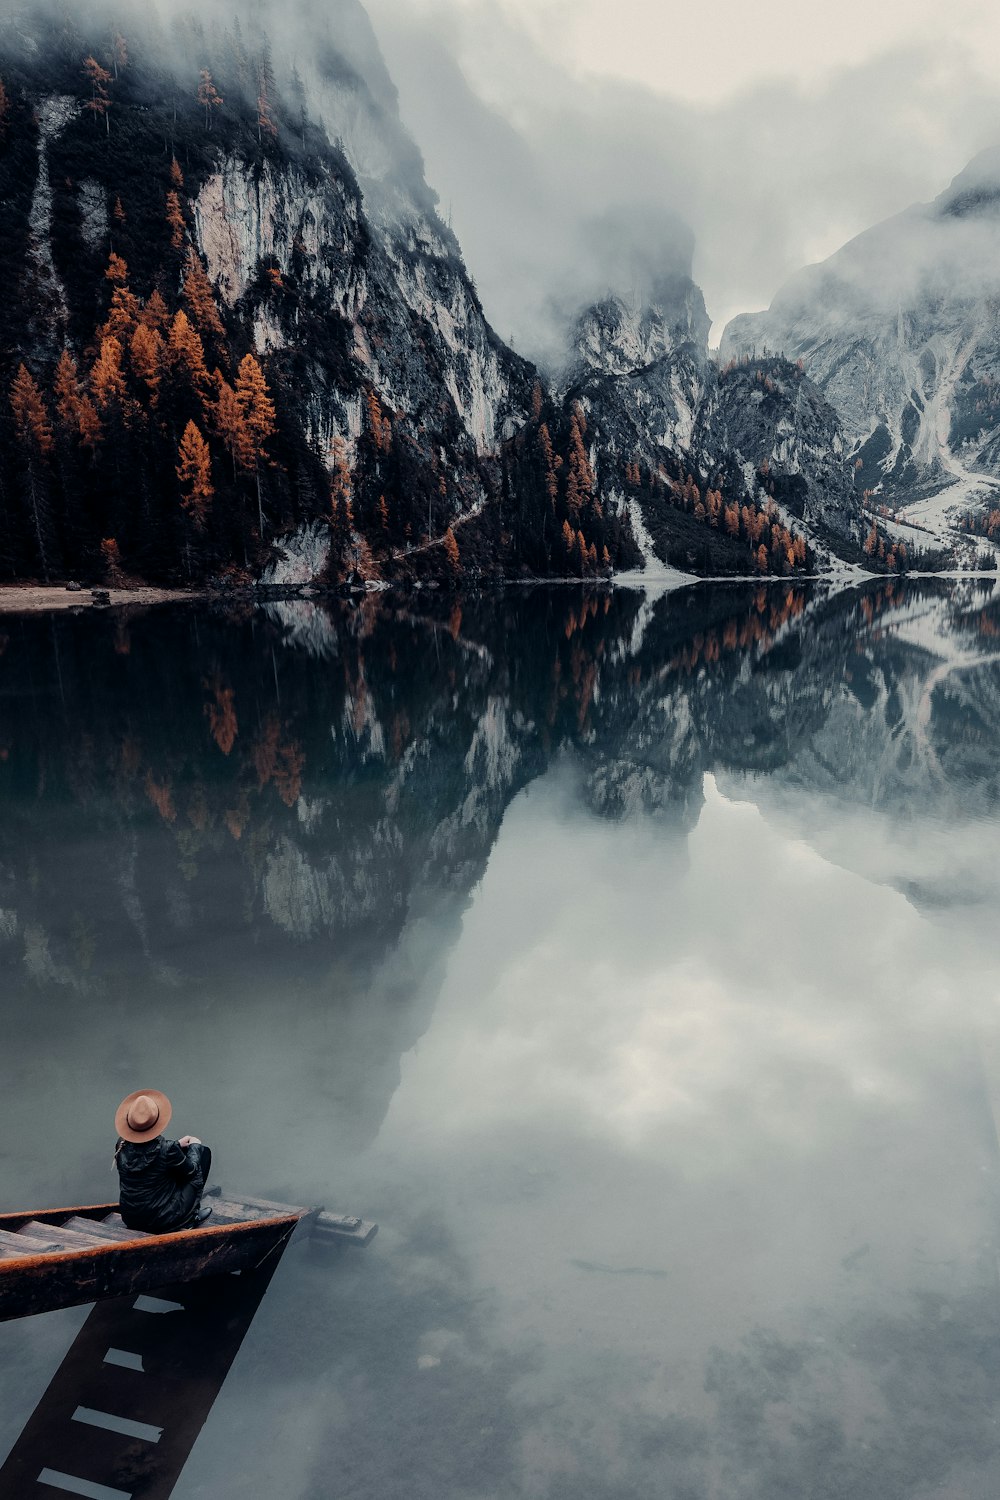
[0,567,991,617]
[0,586,205,614]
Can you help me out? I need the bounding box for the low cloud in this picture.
[364,1,1000,354]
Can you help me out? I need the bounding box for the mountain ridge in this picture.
[0,3,882,588]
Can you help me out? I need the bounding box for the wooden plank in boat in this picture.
[0,1203,119,1234]
[19,1221,114,1250]
[63,1217,146,1244]
[101,1212,145,1235]
[0,1228,69,1257]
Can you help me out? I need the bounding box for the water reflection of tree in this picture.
[0,580,993,1010]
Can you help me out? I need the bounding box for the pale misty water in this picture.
[1,578,1000,1499]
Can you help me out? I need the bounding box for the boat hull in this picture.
[0,1202,305,1323]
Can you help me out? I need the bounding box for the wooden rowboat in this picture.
[0,1188,377,1323]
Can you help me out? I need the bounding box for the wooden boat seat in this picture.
[0,1228,70,1258]
[63,1216,145,1243]
[18,1221,115,1250]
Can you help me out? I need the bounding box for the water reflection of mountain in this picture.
[0,578,998,1168]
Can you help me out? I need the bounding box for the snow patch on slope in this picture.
[29,95,75,321]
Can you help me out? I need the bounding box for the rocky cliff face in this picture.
[0,3,872,585]
[0,3,566,588]
[565,276,863,575]
[720,148,1000,549]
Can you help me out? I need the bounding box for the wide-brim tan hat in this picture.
[115,1088,172,1144]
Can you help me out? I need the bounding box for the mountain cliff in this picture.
[720,149,1000,558]
[0,2,871,587]
[565,275,865,576]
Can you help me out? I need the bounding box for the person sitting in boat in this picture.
[114,1089,213,1233]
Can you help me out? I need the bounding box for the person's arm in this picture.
[162,1138,199,1183]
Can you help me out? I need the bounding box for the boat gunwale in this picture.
[0,1205,307,1275]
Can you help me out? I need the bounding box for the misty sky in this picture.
[363,0,1000,354]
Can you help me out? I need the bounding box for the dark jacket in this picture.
[116,1136,200,1232]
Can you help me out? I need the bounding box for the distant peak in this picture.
[936,144,1000,218]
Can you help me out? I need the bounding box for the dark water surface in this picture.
[1,578,1000,1499]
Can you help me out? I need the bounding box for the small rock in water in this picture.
[90,589,111,608]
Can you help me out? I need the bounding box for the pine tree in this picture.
[98,253,139,342]
[366,388,391,453]
[566,404,594,518]
[55,349,103,450]
[167,311,210,397]
[54,349,82,434]
[130,323,165,406]
[256,48,277,140]
[330,436,352,510]
[234,354,275,465]
[176,420,213,529]
[83,56,112,133]
[442,526,460,577]
[91,337,127,412]
[11,364,53,455]
[197,69,223,129]
[234,353,276,538]
[141,289,170,332]
[211,375,244,476]
[0,77,10,141]
[537,423,559,508]
[182,249,225,348]
[111,33,128,79]
[166,190,186,250]
[10,365,55,580]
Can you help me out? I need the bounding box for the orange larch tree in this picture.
[234,353,276,539]
[211,374,245,477]
[234,354,276,466]
[165,190,186,250]
[54,349,103,451]
[565,403,594,519]
[197,69,223,130]
[91,336,128,413]
[98,253,139,342]
[537,423,559,508]
[129,323,165,407]
[182,249,226,349]
[176,420,213,529]
[442,526,461,577]
[167,310,211,399]
[11,364,53,456]
[365,388,391,454]
[141,288,170,332]
[83,56,112,133]
[111,33,128,79]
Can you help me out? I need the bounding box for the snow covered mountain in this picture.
[566,278,863,576]
[720,149,1000,553]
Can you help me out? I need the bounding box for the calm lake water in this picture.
[1,578,1000,1499]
